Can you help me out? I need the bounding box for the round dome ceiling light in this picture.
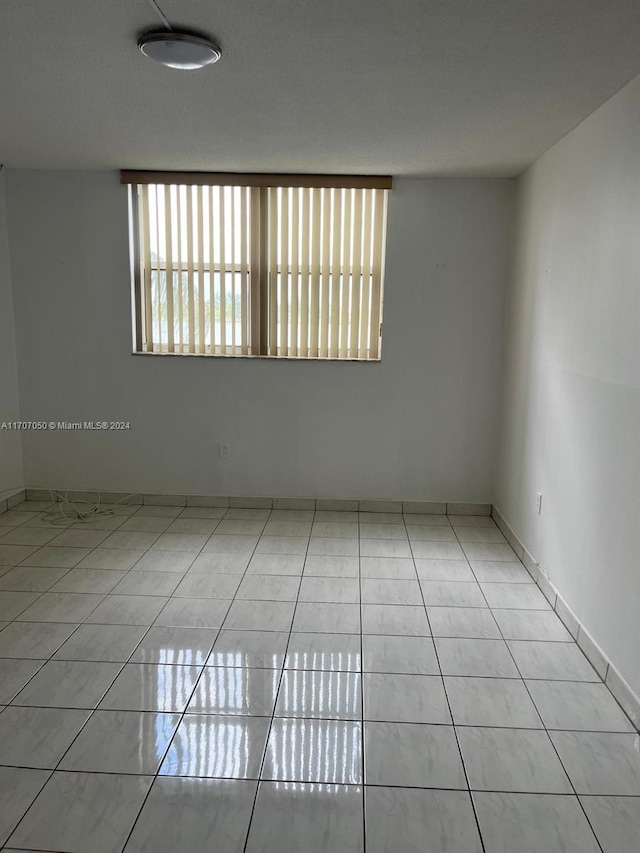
[138,31,221,70]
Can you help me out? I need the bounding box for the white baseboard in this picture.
[491,506,640,732]
[18,489,491,515]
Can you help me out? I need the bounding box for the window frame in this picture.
[123,171,391,361]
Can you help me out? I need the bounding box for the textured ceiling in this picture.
[1,0,640,176]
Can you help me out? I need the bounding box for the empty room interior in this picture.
[1,1,639,852]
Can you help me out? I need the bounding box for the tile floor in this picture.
[0,501,639,852]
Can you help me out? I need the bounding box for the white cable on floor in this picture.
[36,490,141,526]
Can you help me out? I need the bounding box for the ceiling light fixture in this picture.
[138,0,221,70]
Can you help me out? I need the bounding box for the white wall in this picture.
[0,169,23,497]
[496,75,640,695]
[6,172,514,500]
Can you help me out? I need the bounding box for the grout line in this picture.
[411,514,488,853]
[357,502,367,850]
[240,509,312,853]
[461,520,606,853]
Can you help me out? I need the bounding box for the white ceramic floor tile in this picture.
[298,576,360,603]
[99,663,201,712]
[166,518,221,534]
[53,624,148,662]
[457,726,572,793]
[0,706,90,768]
[262,718,362,784]
[134,550,196,572]
[124,777,257,853]
[308,537,359,557]
[414,559,475,582]
[0,544,40,566]
[480,582,551,610]
[304,555,360,577]
[130,626,217,666]
[363,673,451,723]
[359,556,416,579]
[112,570,181,596]
[262,520,312,537]
[406,525,457,542]
[0,565,70,590]
[420,580,487,608]
[473,791,600,853]
[7,770,152,853]
[526,680,635,731]
[276,669,361,720]
[444,676,543,728]
[245,781,364,853]
[365,722,466,788]
[455,527,507,543]
[0,621,77,658]
[360,539,411,558]
[360,523,408,540]
[428,607,501,639]
[256,536,309,555]
[86,594,169,626]
[23,534,93,569]
[461,543,518,562]
[362,634,438,674]
[103,532,161,551]
[579,795,640,853]
[311,521,359,538]
[549,731,640,795]
[0,766,50,848]
[448,515,496,528]
[151,533,210,552]
[293,602,361,634]
[410,541,465,560]
[0,591,42,620]
[361,603,431,636]
[201,533,259,556]
[223,599,295,632]
[208,630,289,670]
[246,553,305,575]
[48,528,111,548]
[160,714,271,779]
[0,527,58,547]
[187,666,280,716]
[365,787,483,853]
[49,568,127,594]
[491,608,573,641]
[15,591,104,623]
[155,597,231,629]
[507,640,599,681]
[119,515,173,533]
[190,552,250,573]
[435,637,520,677]
[0,659,45,703]
[216,520,267,536]
[361,578,422,605]
[469,560,533,583]
[285,632,361,672]
[237,574,301,601]
[78,548,147,570]
[12,659,121,709]
[60,710,180,774]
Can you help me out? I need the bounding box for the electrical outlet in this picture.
[535,492,543,514]
[219,442,231,460]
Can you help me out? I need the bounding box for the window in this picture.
[122,171,390,360]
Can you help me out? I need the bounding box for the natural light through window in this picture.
[123,172,390,360]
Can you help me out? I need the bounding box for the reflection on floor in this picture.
[0,501,639,852]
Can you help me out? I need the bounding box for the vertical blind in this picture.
[124,173,390,360]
